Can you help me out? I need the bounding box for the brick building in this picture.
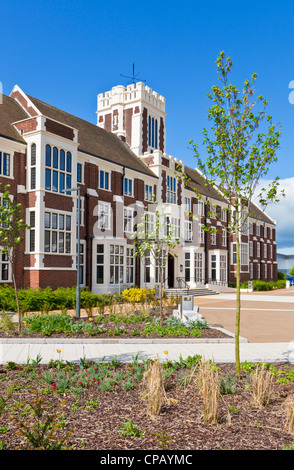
[0,82,277,293]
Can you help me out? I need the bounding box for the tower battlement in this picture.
[97,82,166,113]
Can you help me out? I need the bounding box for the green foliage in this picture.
[219,371,239,395]
[240,279,286,291]
[118,418,145,437]
[0,286,125,314]
[122,287,156,304]
[10,391,74,449]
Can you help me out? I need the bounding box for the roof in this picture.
[184,166,225,202]
[184,166,275,225]
[26,94,157,178]
[248,201,276,225]
[0,94,28,144]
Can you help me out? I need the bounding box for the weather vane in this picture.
[120,63,146,85]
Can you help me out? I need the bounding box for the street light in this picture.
[62,185,81,319]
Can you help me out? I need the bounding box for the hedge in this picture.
[240,279,286,291]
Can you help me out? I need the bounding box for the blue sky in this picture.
[1,0,294,253]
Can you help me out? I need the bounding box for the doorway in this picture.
[168,254,174,288]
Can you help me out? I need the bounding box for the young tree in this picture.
[187,51,284,377]
[0,184,30,332]
[133,202,180,324]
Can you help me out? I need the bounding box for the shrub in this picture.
[122,287,156,304]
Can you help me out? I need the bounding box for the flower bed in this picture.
[0,356,294,450]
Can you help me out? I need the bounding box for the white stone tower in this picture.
[97,82,166,157]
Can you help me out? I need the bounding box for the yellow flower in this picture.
[164,350,168,355]
[56,349,61,354]
[89,317,93,322]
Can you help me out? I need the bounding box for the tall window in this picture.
[126,247,134,284]
[44,212,71,253]
[96,245,104,284]
[77,163,83,183]
[110,244,124,284]
[222,228,227,247]
[0,152,10,177]
[184,221,192,241]
[123,178,133,196]
[29,211,35,252]
[0,251,10,281]
[194,252,203,282]
[220,255,227,282]
[198,201,204,216]
[221,208,227,222]
[185,252,190,282]
[45,145,72,194]
[148,115,158,149]
[211,231,216,245]
[144,249,151,283]
[99,170,110,190]
[30,144,36,190]
[76,242,85,286]
[185,197,191,214]
[98,203,110,230]
[124,207,133,233]
[241,244,248,265]
[166,175,176,204]
[145,184,153,201]
[198,224,204,244]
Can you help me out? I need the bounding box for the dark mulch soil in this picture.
[1,360,294,451]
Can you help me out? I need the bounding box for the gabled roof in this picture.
[0,94,28,144]
[26,94,157,178]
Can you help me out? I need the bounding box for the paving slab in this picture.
[196,290,294,343]
[0,339,293,365]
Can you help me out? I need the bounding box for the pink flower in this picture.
[52,383,57,389]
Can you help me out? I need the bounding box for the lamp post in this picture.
[62,185,81,319]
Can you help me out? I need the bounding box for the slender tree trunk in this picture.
[12,270,21,333]
[159,252,163,326]
[235,227,241,378]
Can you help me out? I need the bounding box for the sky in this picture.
[1,0,294,254]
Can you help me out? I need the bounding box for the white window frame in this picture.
[98,202,111,230]
[222,228,227,247]
[44,210,72,254]
[123,177,133,196]
[124,207,133,233]
[0,151,11,177]
[184,221,193,241]
[185,197,191,214]
[145,184,153,202]
[221,208,227,222]
[198,224,204,244]
[166,175,177,204]
[198,201,204,216]
[0,249,11,282]
[211,231,216,245]
[99,169,110,190]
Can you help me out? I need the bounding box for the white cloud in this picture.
[255,177,294,254]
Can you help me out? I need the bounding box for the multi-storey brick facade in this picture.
[0,82,277,294]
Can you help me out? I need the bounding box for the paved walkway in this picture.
[1,337,293,365]
[0,288,294,365]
